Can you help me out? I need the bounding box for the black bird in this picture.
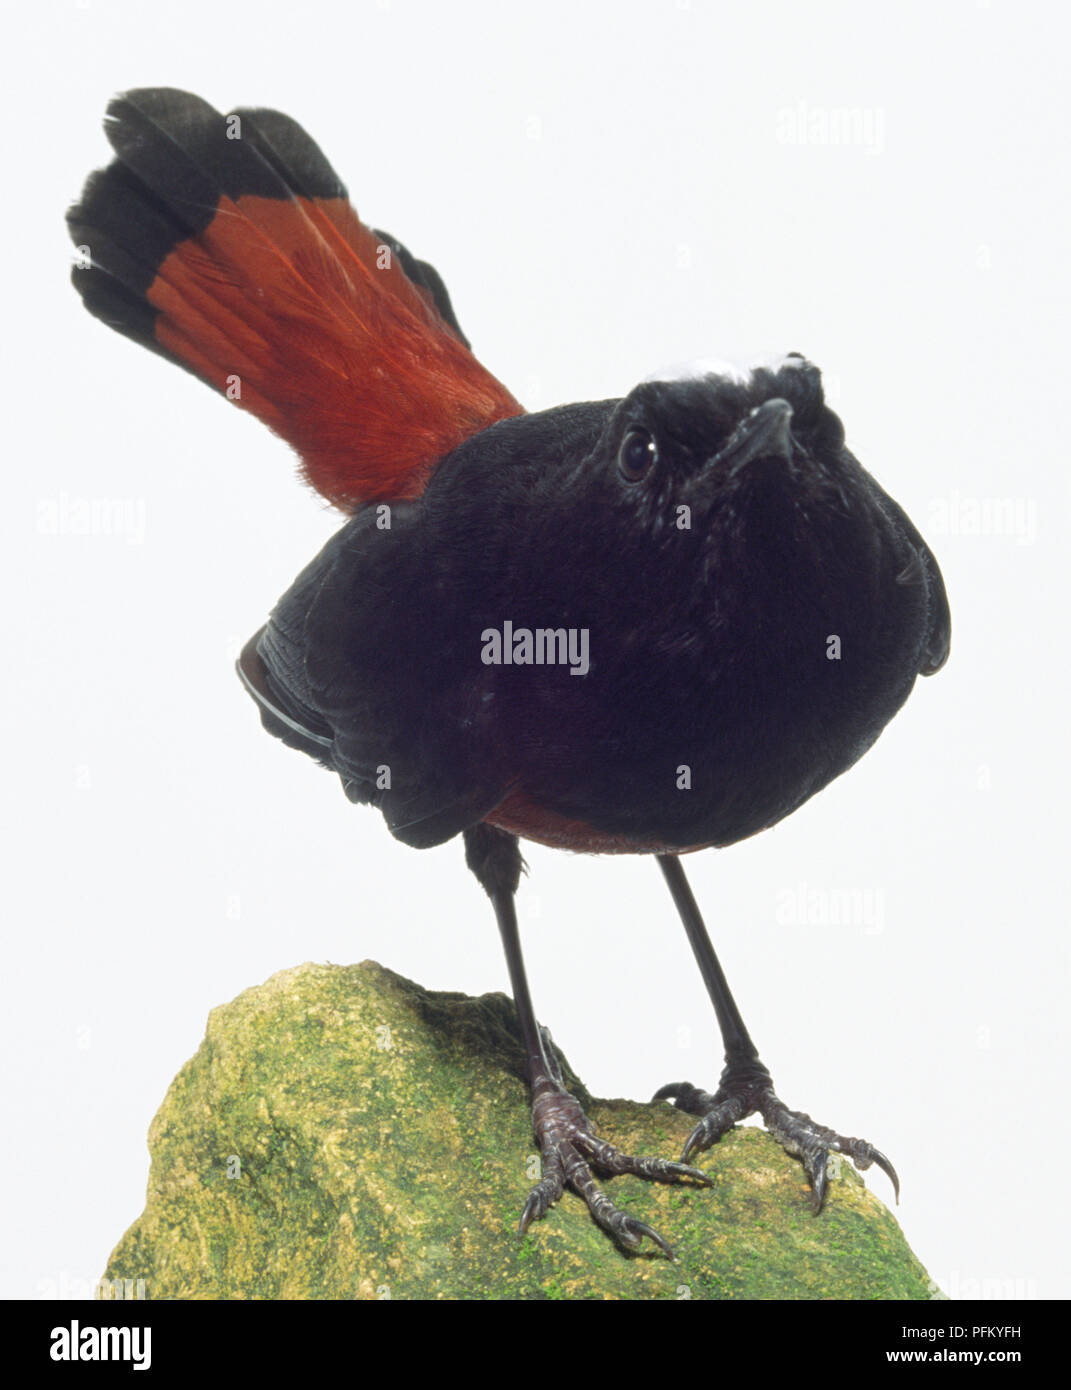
[68,88,950,1256]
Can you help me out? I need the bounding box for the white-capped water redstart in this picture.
[69,89,950,1255]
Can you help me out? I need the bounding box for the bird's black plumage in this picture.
[69,88,950,1255]
[246,360,948,854]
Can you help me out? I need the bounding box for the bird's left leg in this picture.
[653,853,899,1213]
[464,824,709,1255]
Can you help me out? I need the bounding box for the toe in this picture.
[517,1148,566,1235]
[678,1094,752,1162]
[653,1080,717,1115]
[583,1179,676,1258]
[621,1217,676,1260]
[835,1137,901,1203]
[572,1129,711,1185]
[804,1148,830,1214]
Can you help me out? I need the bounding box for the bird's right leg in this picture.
[653,852,899,1212]
[463,823,708,1256]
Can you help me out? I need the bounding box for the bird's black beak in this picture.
[714,398,794,477]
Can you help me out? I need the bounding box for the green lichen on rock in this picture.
[103,961,936,1300]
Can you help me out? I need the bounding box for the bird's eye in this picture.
[617,427,658,483]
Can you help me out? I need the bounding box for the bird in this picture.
[68,87,950,1257]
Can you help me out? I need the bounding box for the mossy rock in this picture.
[101,961,936,1300]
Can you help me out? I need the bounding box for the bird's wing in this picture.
[239,503,512,850]
[856,461,951,676]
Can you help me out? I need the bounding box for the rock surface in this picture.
[102,961,936,1299]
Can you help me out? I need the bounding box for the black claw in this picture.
[680,1120,708,1165]
[519,1173,560,1236]
[664,1160,713,1185]
[808,1151,829,1214]
[518,1189,544,1236]
[613,1224,643,1252]
[872,1148,901,1203]
[833,1137,901,1203]
[627,1220,675,1260]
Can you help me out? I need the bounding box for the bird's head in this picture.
[574,352,948,684]
[599,352,849,563]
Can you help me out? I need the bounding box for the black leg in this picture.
[654,853,899,1212]
[464,824,709,1255]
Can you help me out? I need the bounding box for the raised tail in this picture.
[67,88,523,510]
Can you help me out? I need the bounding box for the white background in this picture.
[2,0,1067,1300]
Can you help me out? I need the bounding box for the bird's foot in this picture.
[655,1057,899,1213]
[521,1032,710,1257]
